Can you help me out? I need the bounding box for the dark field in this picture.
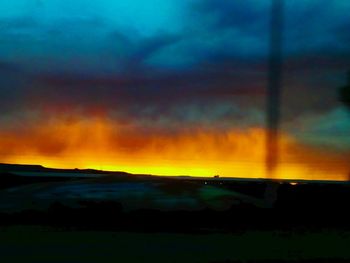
[1,163,349,262]
[1,226,350,263]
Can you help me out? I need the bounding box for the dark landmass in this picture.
[1,163,349,262]
[0,162,129,175]
[0,163,130,190]
[1,162,350,229]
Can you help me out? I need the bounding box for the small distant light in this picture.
[290,182,298,186]
[204,182,208,185]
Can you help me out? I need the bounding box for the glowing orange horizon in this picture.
[0,116,348,181]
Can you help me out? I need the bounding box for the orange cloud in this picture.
[0,115,348,180]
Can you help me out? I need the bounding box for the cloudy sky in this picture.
[0,0,349,179]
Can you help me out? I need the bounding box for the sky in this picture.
[0,0,349,180]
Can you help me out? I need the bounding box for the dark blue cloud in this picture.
[0,0,350,148]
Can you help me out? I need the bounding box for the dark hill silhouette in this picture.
[0,163,45,172]
[0,162,129,175]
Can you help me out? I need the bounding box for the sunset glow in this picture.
[1,1,350,182]
[0,116,348,181]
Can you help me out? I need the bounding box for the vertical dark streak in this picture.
[264,0,284,207]
[266,0,284,178]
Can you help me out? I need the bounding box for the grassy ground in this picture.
[0,226,349,263]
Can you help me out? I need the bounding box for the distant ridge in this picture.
[0,163,126,175]
[0,163,45,172]
[0,163,347,184]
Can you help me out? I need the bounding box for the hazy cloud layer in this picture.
[0,0,350,150]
